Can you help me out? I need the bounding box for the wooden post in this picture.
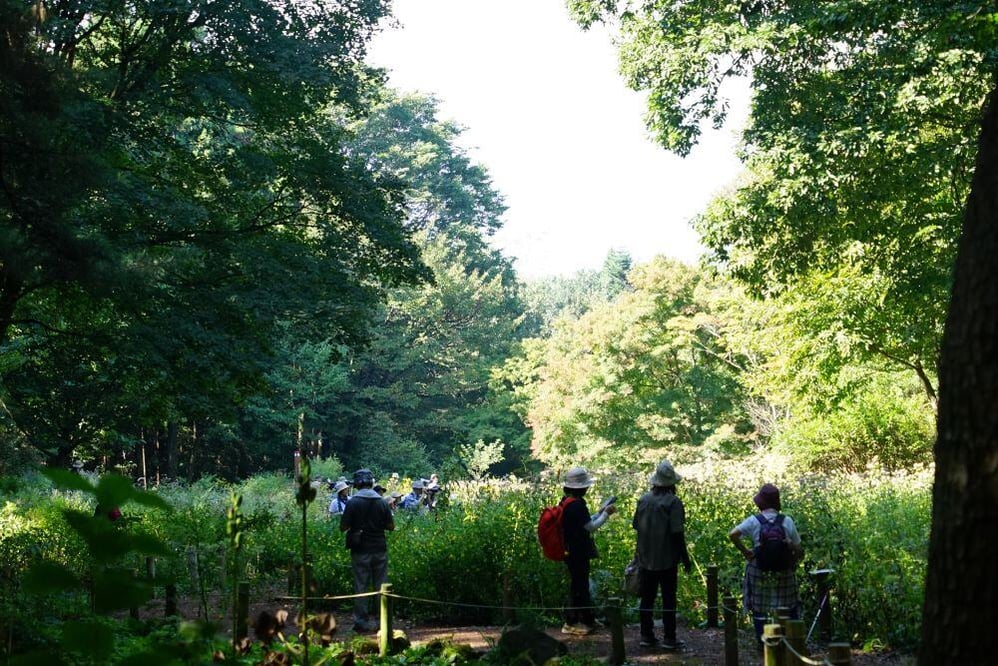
[165,584,178,616]
[723,595,738,666]
[606,597,625,665]
[785,619,806,666]
[763,623,786,666]
[827,643,851,665]
[706,564,719,628]
[379,583,393,657]
[236,581,250,642]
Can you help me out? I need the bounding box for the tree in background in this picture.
[511,258,749,466]
[569,0,988,404]
[221,92,531,477]
[522,248,634,335]
[568,0,997,658]
[0,0,428,469]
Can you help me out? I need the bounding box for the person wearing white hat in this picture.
[559,465,617,636]
[632,460,691,650]
[328,480,351,516]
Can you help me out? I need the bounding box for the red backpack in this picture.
[537,497,577,561]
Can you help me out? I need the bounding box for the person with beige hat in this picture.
[558,465,617,636]
[632,460,691,650]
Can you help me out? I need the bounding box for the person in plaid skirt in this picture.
[728,483,803,645]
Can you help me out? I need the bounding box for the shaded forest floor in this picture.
[138,586,915,665]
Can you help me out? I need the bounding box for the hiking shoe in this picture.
[661,639,686,651]
[561,623,594,636]
[639,636,659,648]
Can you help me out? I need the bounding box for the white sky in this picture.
[367,0,750,280]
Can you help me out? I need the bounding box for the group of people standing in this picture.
[331,461,802,645]
[331,470,444,632]
[329,473,441,516]
[557,461,801,651]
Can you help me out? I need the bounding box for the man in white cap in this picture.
[633,459,691,650]
[559,465,616,636]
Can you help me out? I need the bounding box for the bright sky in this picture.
[367,0,750,280]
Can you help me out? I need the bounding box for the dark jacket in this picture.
[340,489,394,554]
[562,496,598,562]
[633,490,688,571]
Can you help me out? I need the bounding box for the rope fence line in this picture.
[268,586,851,665]
[277,589,734,616]
[273,562,845,665]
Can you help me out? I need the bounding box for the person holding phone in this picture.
[559,466,617,636]
[632,459,691,650]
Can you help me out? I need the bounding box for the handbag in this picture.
[624,557,640,595]
[345,528,363,550]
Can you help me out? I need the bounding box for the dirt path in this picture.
[141,590,913,665]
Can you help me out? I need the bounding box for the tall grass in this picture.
[0,463,931,649]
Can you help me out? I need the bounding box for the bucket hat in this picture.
[332,481,349,493]
[649,460,682,487]
[753,483,781,511]
[563,466,594,489]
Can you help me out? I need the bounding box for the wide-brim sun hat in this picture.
[649,460,682,487]
[753,483,781,511]
[563,466,594,489]
[333,481,349,493]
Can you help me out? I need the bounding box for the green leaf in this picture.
[127,532,173,557]
[95,474,134,510]
[93,571,154,614]
[40,468,94,494]
[22,561,79,595]
[127,488,173,512]
[62,620,114,661]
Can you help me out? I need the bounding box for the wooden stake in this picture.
[379,583,394,657]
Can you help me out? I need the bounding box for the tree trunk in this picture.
[0,269,23,346]
[919,82,998,663]
[164,421,178,479]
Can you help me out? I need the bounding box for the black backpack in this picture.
[754,513,793,572]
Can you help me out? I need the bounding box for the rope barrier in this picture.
[384,592,600,613]
[383,591,723,617]
[762,634,838,666]
[273,590,381,602]
[781,637,829,666]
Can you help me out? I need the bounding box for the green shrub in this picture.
[772,388,934,472]
[1,460,931,651]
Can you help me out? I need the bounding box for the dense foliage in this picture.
[1,464,931,661]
